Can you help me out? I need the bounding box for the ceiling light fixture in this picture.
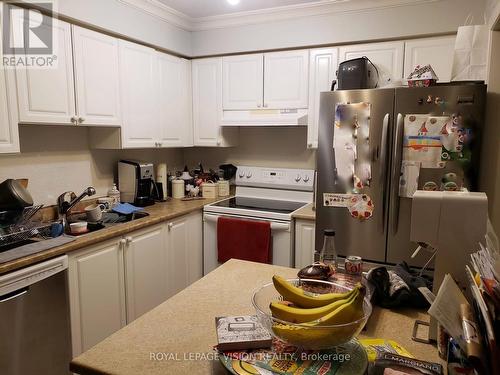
[227,0,240,5]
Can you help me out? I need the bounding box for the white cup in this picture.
[85,203,106,222]
[97,197,115,210]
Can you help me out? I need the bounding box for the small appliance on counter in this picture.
[118,160,157,207]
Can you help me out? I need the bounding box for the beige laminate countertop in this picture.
[292,202,316,220]
[0,197,226,275]
[70,259,440,375]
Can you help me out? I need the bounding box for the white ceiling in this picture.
[157,0,331,19]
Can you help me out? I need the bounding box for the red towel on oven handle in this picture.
[217,216,272,264]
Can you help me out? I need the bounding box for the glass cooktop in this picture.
[212,197,306,214]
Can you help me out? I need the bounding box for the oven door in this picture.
[203,213,292,275]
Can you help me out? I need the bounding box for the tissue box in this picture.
[407,64,439,87]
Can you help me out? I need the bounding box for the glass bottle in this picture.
[319,229,338,271]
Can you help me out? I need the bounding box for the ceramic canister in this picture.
[217,179,230,197]
[202,181,217,199]
[172,179,185,199]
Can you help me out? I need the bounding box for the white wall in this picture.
[0,125,184,206]
[42,0,192,56]
[183,127,315,171]
[191,0,485,56]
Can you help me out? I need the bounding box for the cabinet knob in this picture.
[154,142,158,147]
[126,236,132,243]
[78,117,85,124]
[71,116,77,124]
[307,143,313,148]
[158,142,163,147]
[168,223,173,231]
[216,140,221,146]
[119,239,127,246]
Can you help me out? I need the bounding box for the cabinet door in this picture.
[192,58,224,146]
[223,54,264,110]
[119,40,159,148]
[404,36,456,83]
[0,16,19,153]
[14,18,76,124]
[307,48,337,149]
[124,224,167,322]
[68,240,126,356]
[72,26,121,126]
[295,220,316,269]
[166,212,203,298]
[263,50,309,109]
[339,41,404,86]
[158,53,193,147]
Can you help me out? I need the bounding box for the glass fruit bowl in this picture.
[252,278,372,350]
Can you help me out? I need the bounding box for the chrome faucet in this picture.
[57,187,96,232]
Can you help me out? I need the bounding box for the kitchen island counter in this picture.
[71,259,441,375]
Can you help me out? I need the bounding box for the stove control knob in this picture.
[303,175,310,183]
[238,171,245,178]
[246,172,252,178]
[295,174,301,182]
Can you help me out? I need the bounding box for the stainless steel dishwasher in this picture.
[0,255,71,375]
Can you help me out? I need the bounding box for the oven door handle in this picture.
[203,214,290,232]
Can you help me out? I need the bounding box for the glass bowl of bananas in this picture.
[252,275,372,350]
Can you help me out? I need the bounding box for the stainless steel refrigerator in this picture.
[315,83,486,267]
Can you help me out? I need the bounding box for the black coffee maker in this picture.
[118,160,157,207]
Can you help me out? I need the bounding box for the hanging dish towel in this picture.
[217,217,272,264]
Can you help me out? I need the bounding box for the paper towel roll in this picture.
[156,163,167,199]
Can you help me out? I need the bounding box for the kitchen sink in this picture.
[68,211,150,236]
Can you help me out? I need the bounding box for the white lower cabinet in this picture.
[68,212,203,356]
[124,224,167,322]
[294,219,316,269]
[166,212,203,297]
[68,239,127,356]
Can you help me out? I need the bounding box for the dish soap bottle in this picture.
[319,229,338,273]
[108,183,121,206]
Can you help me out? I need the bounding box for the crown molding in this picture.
[117,0,193,30]
[118,0,442,32]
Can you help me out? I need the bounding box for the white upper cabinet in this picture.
[158,53,193,147]
[192,58,238,147]
[339,41,404,86]
[307,48,338,149]
[119,40,159,148]
[0,9,19,154]
[72,26,121,126]
[223,54,264,110]
[14,18,76,124]
[404,36,456,83]
[263,50,309,109]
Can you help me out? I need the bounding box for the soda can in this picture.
[345,256,363,275]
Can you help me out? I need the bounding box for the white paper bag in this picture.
[451,21,489,81]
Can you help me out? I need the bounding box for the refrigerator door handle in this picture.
[391,113,404,235]
[379,113,390,233]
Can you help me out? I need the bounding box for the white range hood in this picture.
[221,108,308,126]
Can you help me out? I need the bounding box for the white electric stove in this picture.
[203,166,315,275]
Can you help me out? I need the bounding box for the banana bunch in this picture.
[269,275,366,349]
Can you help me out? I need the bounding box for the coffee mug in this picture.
[85,203,106,222]
[97,197,115,209]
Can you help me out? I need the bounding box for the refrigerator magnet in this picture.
[348,194,374,221]
[323,193,352,208]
